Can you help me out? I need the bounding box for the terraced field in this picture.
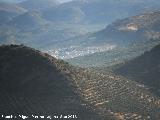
[66,69,160,120]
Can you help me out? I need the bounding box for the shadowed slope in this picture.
[0,45,104,120]
[114,44,160,96]
[0,45,160,119]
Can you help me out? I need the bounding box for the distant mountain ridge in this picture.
[88,10,160,46]
[43,0,160,24]
[0,2,26,24]
[66,11,160,67]
[1,1,160,70]
[19,0,59,11]
[0,0,25,3]
[1,0,160,52]
[9,11,46,29]
[98,10,160,44]
[0,2,26,13]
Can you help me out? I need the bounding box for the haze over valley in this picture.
[1,0,160,60]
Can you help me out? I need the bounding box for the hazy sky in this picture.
[0,0,75,3]
[59,0,74,3]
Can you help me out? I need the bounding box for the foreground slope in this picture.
[0,45,103,120]
[0,45,160,119]
[114,44,160,96]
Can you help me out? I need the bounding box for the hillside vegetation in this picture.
[114,44,160,96]
[0,45,160,119]
[0,45,103,120]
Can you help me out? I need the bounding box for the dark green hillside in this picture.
[0,45,103,120]
[114,44,160,96]
[0,45,160,120]
[0,45,160,119]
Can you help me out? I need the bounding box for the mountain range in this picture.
[0,1,160,119]
[43,0,160,24]
[0,0,25,3]
[0,2,26,24]
[66,11,160,67]
[0,1,103,49]
[0,0,159,50]
[19,0,58,11]
[1,0,160,68]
